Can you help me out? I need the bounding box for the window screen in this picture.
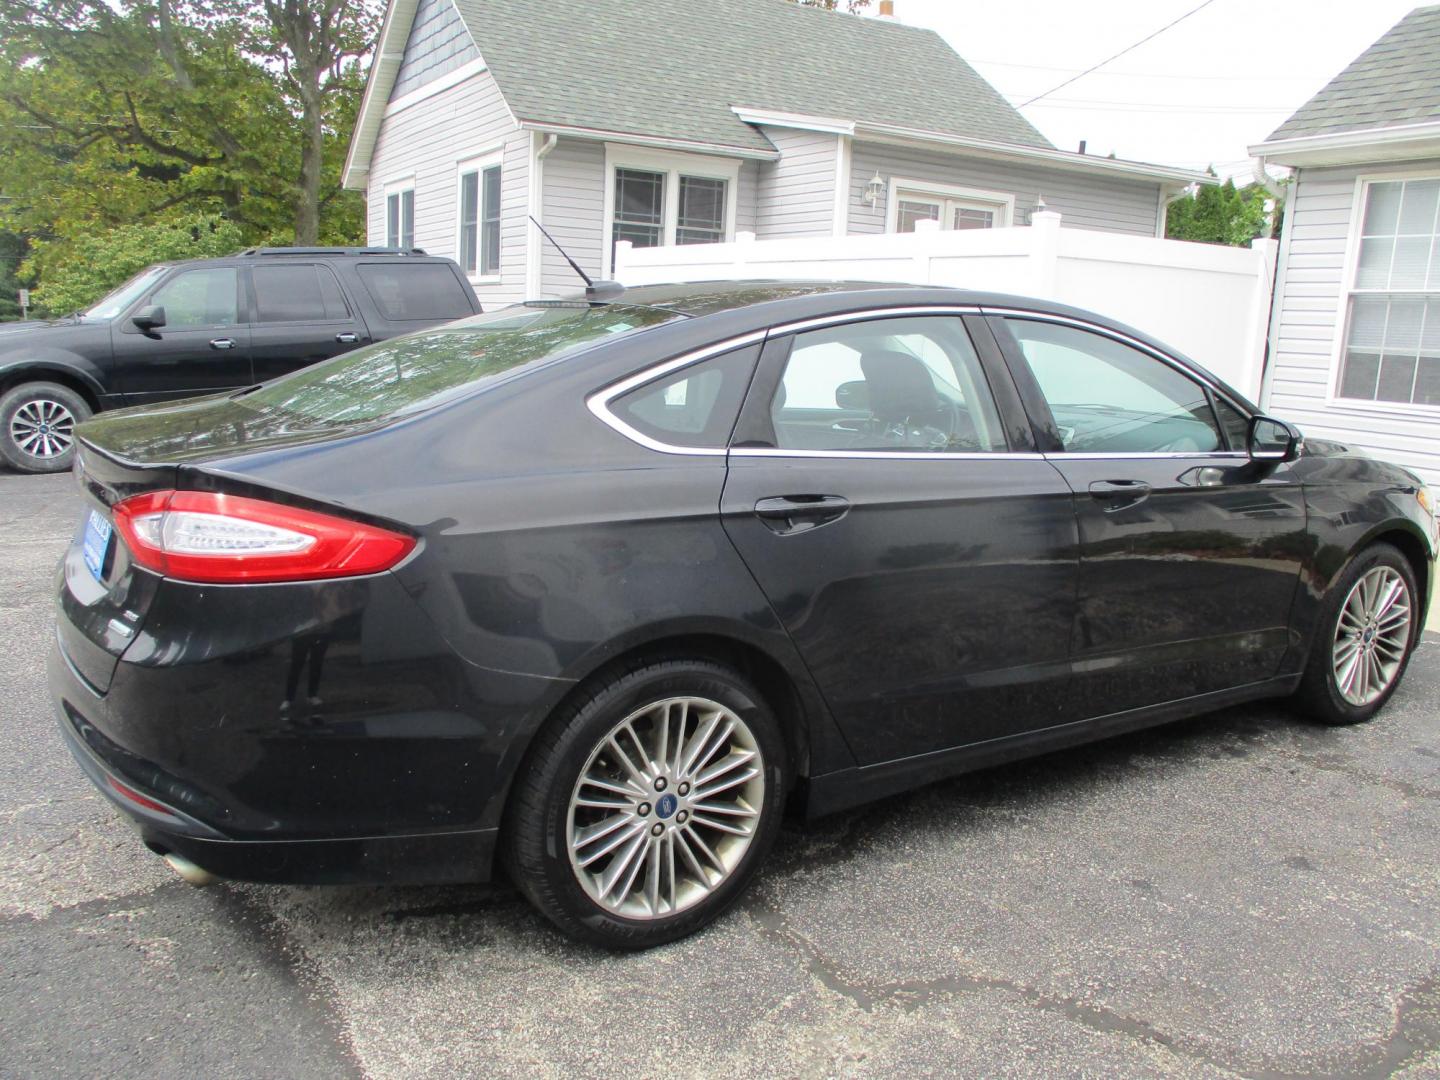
[253,264,350,323]
[770,316,1007,452]
[611,346,758,448]
[357,263,473,322]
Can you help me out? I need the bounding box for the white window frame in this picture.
[456,148,504,284]
[1328,169,1440,416]
[885,177,1015,234]
[602,145,742,277]
[383,175,415,250]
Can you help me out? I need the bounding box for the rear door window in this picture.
[252,264,351,323]
[357,263,473,321]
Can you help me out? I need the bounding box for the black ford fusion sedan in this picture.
[51,281,1436,948]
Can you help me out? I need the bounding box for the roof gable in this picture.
[454,0,1049,153]
[1266,5,1440,141]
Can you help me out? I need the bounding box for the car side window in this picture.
[148,268,239,328]
[1213,396,1250,451]
[357,263,473,321]
[253,264,351,323]
[1006,319,1224,454]
[770,316,1008,453]
[610,345,758,449]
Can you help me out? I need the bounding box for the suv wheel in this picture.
[0,381,91,473]
[1293,542,1420,725]
[504,659,787,948]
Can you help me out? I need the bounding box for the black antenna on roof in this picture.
[529,215,625,302]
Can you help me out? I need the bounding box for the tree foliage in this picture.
[0,0,378,316]
[1165,174,1272,247]
[790,0,873,11]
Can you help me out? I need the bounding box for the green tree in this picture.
[791,0,873,10]
[0,233,27,320]
[1165,173,1271,247]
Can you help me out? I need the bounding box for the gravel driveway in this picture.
[3,468,1438,1079]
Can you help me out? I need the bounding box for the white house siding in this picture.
[848,140,1163,237]
[391,0,479,98]
[367,69,528,307]
[1264,159,1440,486]
[754,127,839,239]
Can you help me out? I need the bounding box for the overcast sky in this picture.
[873,0,1422,182]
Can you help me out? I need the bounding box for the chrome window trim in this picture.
[1043,451,1250,461]
[730,448,1045,461]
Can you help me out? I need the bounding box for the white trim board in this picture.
[383,58,487,119]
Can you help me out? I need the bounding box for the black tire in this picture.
[502,658,787,949]
[1293,542,1421,726]
[0,381,91,474]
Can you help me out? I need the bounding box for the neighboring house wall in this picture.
[1264,158,1440,486]
[391,0,480,98]
[367,68,529,306]
[847,141,1164,237]
[755,127,840,239]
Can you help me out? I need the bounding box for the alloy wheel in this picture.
[10,398,76,459]
[567,695,765,920]
[1332,566,1412,707]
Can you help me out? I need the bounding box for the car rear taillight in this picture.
[111,490,415,584]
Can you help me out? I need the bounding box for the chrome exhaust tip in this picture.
[163,852,219,887]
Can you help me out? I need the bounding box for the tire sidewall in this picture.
[1307,543,1421,724]
[0,382,91,474]
[523,663,787,948]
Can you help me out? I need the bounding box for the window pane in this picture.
[1338,296,1440,404]
[459,171,479,274]
[615,169,664,224]
[401,190,415,249]
[611,346,758,447]
[481,166,501,275]
[1415,357,1440,406]
[896,199,940,233]
[1362,181,1403,235]
[1213,397,1249,451]
[1376,354,1418,402]
[771,316,1008,452]
[1397,179,1440,235]
[677,176,725,245]
[253,265,329,323]
[1355,235,1394,289]
[614,222,662,248]
[1340,349,1380,400]
[356,263,472,321]
[952,207,994,230]
[1392,236,1430,288]
[150,268,239,327]
[387,194,400,249]
[1007,319,1222,453]
[316,265,350,320]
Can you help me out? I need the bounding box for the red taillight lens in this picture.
[111,490,415,584]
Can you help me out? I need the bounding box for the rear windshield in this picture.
[357,263,475,321]
[232,303,681,426]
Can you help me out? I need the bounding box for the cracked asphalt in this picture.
[3,467,1438,1079]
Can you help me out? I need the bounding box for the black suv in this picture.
[0,247,481,472]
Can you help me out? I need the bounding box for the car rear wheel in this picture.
[1294,542,1420,726]
[503,659,786,948]
[0,381,92,474]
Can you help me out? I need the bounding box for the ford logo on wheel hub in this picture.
[655,793,679,819]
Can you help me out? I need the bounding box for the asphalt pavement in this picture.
[2,467,1438,1079]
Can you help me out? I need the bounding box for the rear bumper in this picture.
[51,649,500,885]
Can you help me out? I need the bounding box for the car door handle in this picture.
[754,495,850,535]
[210,338,237,350]
[335,332,359,344]
[1089,479,1151,510]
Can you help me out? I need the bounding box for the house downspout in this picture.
[1156,182,1189,238]
[526,133,559,299]
[1256,154,1294,411]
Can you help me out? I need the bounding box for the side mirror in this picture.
[132,305,166,331]
[1248,415,1301,463]
[835,380,870,411]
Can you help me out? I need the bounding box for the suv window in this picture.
[149,268,239,328]
[357,263,472,322]
[611,346,758,448]
[771,316,1008,452]
[253,264,351,323]
[1006,319,1224,454]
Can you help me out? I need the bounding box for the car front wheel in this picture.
[0,381,92,474]
[503,659,786,948]
[1295,542,1421,725]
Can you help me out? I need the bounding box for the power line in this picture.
[1012,97,1292,114]
[976,57,1311,83]
[1017,0,1221,109]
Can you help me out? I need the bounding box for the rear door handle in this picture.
[754,495,850,535]
[335,332,359,344]
[210,338,236,350]
[1089,479,1151,510]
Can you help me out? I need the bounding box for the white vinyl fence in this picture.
[614,212,1278,400]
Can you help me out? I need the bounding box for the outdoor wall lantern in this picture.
[865,172,886,208]
[1026,196,1048,224]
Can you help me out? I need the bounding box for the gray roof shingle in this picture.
[1266,5,1440,141]
[449,0,1052,153]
